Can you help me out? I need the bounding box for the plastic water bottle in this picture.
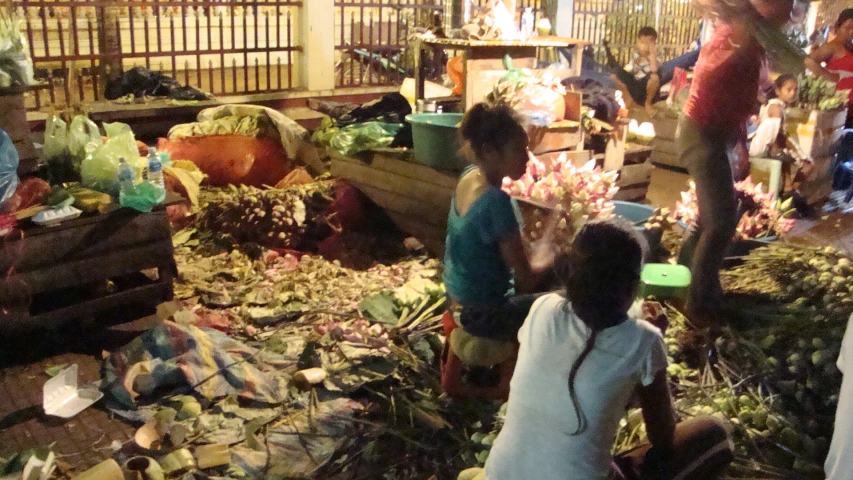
[521,8,535,40]
[117,157,135,195]
[146,146,164,190]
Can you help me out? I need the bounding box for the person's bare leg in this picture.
[644,73,660,118]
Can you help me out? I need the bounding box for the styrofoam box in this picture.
[43,364,103,418]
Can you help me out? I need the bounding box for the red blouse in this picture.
[683,23,766,139]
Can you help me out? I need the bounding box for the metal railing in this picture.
[14,0,302,111]
[334,0,444,88]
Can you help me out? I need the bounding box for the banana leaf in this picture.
[753,16,806,75]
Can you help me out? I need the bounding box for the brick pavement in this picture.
[0,317,159,474]
[0,351,136,473]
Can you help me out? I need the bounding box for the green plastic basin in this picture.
[639,263,692,301]
[406,113,468,172]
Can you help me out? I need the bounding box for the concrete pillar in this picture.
[555,0,573,37]
[301,0,335,91]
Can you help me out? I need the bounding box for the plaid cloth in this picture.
[103,321,292,408]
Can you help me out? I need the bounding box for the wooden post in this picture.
[300,0,335,92]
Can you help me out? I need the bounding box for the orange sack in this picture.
[448,56,464,96]
[157,135,292,187]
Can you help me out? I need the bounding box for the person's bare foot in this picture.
[644,103,658,118]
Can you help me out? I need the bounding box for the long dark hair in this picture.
[459,102,528,164]
[556,219,646,435]
[836,8,853,29]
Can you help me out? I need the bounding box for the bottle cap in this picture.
[148,146,156,155]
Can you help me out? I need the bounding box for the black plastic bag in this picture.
[340,93,412,126]
[104,67,212,101]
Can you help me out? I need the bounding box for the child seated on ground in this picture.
[607,27,701,118]
[443,103,553,343]
[459,219,734,480]
[749,74,812,201]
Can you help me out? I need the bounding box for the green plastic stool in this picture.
[639,264,692,301]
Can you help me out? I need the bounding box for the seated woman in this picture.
[443,103,553,343]
[805,8,853,127]
[460,219,734,480]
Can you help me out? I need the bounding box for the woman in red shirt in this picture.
[805,9,853,127]
[678,0,793,333]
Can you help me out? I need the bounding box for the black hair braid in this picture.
[568,329,599,435]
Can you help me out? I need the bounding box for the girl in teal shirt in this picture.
[443,103,553,341]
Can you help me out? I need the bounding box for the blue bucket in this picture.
[613,201,655,226]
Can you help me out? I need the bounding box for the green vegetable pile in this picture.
[797,73,850,111]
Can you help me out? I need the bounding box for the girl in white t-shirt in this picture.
[459,219,734,480]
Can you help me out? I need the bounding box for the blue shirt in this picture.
[443,176,523,308]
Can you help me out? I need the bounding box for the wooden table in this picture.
[414,36,589,112]
[1,200,179,329]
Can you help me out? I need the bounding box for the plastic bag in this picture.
[120,181,166,213]
[44,115,77,183]
[330,122,402,156]
[68,115,103,169]
[15,177,50,210]
[0,129,19,208]
[81,122,140,196]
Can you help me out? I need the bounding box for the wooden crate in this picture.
[787,108,847,160]
[330,150,456,256]
[1,208,176,330]
[614,158,654,202]
[630,108,683,170]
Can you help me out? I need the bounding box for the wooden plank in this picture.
[652,138,679,156]
[5,211,173,273]
[13,239,176,295]
[386,211,446,245]
[331,159,454,210]
[613,183,650,202]
[331,152,460,189]
[618,160,654,187]
[354,183,450,229]
[367,152,460,188]
[529,126,584,154]
[651,150,685,169]
[28,281,172,328]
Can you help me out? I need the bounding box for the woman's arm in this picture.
[499,231,551,293]
[805,43,842,83]
[638,370,677,452]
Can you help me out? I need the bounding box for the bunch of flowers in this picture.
[673,177,796,240]
[503,153,619,250]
